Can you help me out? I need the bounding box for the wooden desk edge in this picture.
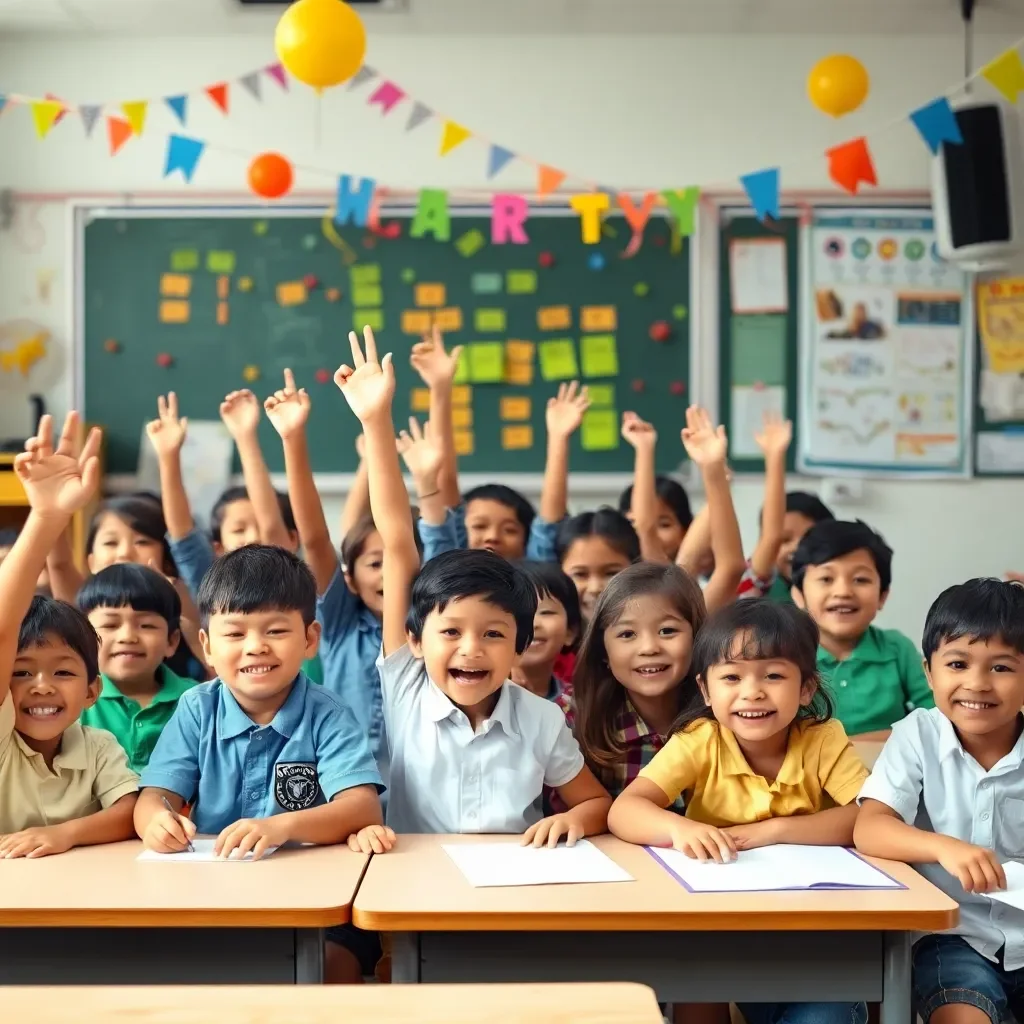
[0,905,353,928]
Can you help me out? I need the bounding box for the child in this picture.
[77,563,195,773]
[0,413,138,859]
[0,526,50,594]
[335,326,610,846]
[791,519,933,739]
[618,476,692,562]
[771,492,834,601]
[609,598,869,1024]
[855,578,1024,1024]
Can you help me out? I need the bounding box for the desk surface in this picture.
[0,840,368,927]
[6,983,663,1023]
[353,833,959,933]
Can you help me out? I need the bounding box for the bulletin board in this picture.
[78,205,692,477]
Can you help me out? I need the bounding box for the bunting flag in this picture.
[79,104,102,137]
[0,95,6,118]
[537,165,566,198]
[981,48,1024,104]
[368,81,405,115]
[45,93,67,126]
[487,145,515,179]
[107,116,133,156]
[239,72,262,102]
[265,63,288,90]
[122,101,148,136]
[165,95,188,125]
[205,82,229,115]
[826,137,877,194]
[405,101,432,132]
[439,120,471,156]
[347,65,377,90]
[30,99,63,139]
[740,168,780,222]
[910,97,963,154]
[164,134,205,182]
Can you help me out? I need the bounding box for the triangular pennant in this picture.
[45,93,67,126]
[164,134,206,183]
[165,95,188,125]
[405,101,432,132]
[910,97,963,155]
[826,137,877,194]
[122,100,148,136]
[981,48,1024,103]
[30,99,63,139]
[487,145,516,179]
[205,82,229,115]
[368,81,405,115]
[265,63,288,90]
[537,165,566,198]
[79,104,102,137]
[439,120,472,157]
[0,95,7,118]
[239,71,262,101]
[347,65,377,90]
[107,116,133,156]
[739,168,780,222]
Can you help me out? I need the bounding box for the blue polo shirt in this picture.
[139,673,383,835]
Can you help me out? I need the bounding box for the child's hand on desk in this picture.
[935,836,1006,894]
[215,817,286,861]
[521,812,585,849]
[264,368,311,440]
[722,819,781,852]
[335,327,395,424]
[680,406,728,468]
[15,412,102,519]
[219,389,261,440]
[545,381,591,441]
[146,392,188,456]
[142,806,198,854]
[0,823,74,859]
[665,818,737,863]
[410,324,463,387]
[347,824,397,854]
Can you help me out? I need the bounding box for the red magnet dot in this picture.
[156,353,173,368]
[670,380,686,396]
[315,368,331,384]
[631,379,645,393]
[103,339,120,354]
[649,320,672,342]
[538,251,556,269]
[303,274,319,290]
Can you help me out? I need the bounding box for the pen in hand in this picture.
[160,795,195,853]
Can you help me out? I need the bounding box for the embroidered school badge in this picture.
[274,762,321,812]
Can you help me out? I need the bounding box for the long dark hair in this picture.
[87,495,176,575]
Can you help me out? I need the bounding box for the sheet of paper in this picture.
[455,229,486,258]
[472,272,503,295]
[730,385,785,459]
[475,308,507,332]
[730,238,788,314]
[453,429,474,455]
[415,283,446,308]
[587,384,615,407]
[277,281,308,307]
[170,249,199,272]
[206,251,236,275]
[353,284,383,308]
[505,340,534,364]
[986,861,1024,911]
[507,270,538,295]
[451,385,472,406]
[434,307,463,331]
[159,299,190,324]
[581,409,619,451]
[501,425,534,451]
[539,339,579,381]
[506,362,533,385]
[160,273,192,298]
[500,396,531,421]
[442,840,633,888]
[538,306,572,331]
[452,406,473,428]
[468,342,505,383]
[350,264,381,286]
[649,844,903,893]
[137,839,278,863]
[581,305,617,332]
[402,310,433,336]
[581,334,619,378]
[410,388,431,412]
[977,431,1024,474]
[731,314,787,388]
[354,309,384,331]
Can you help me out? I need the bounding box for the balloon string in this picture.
[314,89,322,150]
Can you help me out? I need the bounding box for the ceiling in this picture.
[0,0,1022,36]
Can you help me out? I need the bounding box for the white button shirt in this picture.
[378,645,584,835]
[859,707,1024,969]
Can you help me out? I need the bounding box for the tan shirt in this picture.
[0,693,139,834]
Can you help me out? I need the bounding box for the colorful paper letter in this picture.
[334,175,375,228]
[410,188,451,242]
[491,194,529,245]
[661,188,700,237]
[570,193,610,244]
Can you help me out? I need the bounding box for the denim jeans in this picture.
[737,1001,868,1024]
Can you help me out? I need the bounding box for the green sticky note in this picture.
[170,249,199,272]
[350,264,382,286]
[353,309,384,332]
[475,308,506,332]
[587,384,616,407]
[539,339,579,381]
[581,409,620,451]
[581,334,619,378]
[507,270,537,295]
[471,272,503,295]
[453,349,469,384]
[455,229,486,258]
[468,342,505,383]
[206,251,236,274]
[353,284,383,307]
[731,315,787,388]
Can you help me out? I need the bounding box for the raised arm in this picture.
[748,411,792,580]
[621,411,668,563]
[45,526,86,603]
[339,434,370,539]
[146,392,194,541]
[540,382,590,524]
[397,418,447,528]
[676,503,711,576]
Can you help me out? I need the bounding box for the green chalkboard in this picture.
[83,208,691,476]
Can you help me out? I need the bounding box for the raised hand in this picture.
[15,412,101,518]
[219,389,261,439]
[334,327,395,424]
[145,393,188,456]
[264,368,311,440]
[410,323,463,387]
[753,408,793,458]
[621,410,657,450]
[397,418,444,483]
[680,405,728,467]
[545,381,591,440]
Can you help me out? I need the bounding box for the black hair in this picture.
[87,496,176,575]
[77,563,181,635]
[674,599,832,734]
[407,548,537,654]
[556,507,641,564]
[463,484,536,535]
[209,485,297,544]
[618,475,693,529]
[17,594,100,681]
[922,578,1024,663]
[341,510,422,572]
[758,491,836,529]
[0,527,19,549]
[517,560,582,653]
[790,519,893,593]
[197,544,317,628]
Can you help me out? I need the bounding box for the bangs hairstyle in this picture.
[209,485,297,544]
[77,563,181,635]
[197,544,317,627]
[463,484,536,534]
[87,496,175,574]
[341,510,422,572]
[573,563,706,769]
[922,578,1024,663]
[759,490,835,528]
[790,519,893,593]
[18,594,100,681]
[517,560,582,653]
[618,476,693,529]
[407,549,537,654]
[556,507,640,564]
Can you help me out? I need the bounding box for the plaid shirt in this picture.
[737,559,776,599]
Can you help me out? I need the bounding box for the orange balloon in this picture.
[248,152,293,199]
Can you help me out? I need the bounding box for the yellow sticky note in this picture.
[216,301,229,326]
[206,251,236,274]
[468,342,505,383]
[216,276,230,300]
[454,429,475,455]
[539,339,579,381]
[506,361,534,385]
[415,283,446,308]
[277,281,308,307]
[402,310,433,335]
[451,385,472,406]
[435,307,463,331]
[581,334,619,378]
[411,388,431,412]
[587,384,616,407]
[160,273,191,298]
[581,409,620,451]
[581,306,618,332]
[507,270,537,295]
[354,309,384,332]
[500,396,531,421]
[475,308,506,332]
[159,300,190,324]
[452,406,473,428]
[353,284,383,307]
[350,264,381,286]
[505,340,534,363]
[502,425,534,450]
[538,306,572,331]
[455,229,485,258]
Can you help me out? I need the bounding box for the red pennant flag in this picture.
[537,165,566,199]
[45,93,68,126]
[107,116,133,156]
[826,137,877,194]
[205,82,230,115]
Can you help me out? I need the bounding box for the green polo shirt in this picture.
[80,666,196,773]
[817,625,934,737]
[767,576,793,604]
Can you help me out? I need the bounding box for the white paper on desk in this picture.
[442,840,634,887]
[649,844,904,893]
[985,861,1024,912]
[136,838,279,862]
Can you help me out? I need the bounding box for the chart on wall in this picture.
[800,209,969,477]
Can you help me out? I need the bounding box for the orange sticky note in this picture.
[538,305,572,330]
[160,273,191,298]
[277,281,308,307]
[505,340,534,363]
[452,406,473,428]
[415,283,446,308]
[581,305,617,332]
[505,361,534,385]
[451,386,472,406]
[159,300,190,324]
[434,307,463,331]
[402,310,433,335]
[500,396,531,421]
[217,275,230,300]
[411,388,431,412]
[216,301,229,325]
[454,429,474,456]
[502,425,533,450]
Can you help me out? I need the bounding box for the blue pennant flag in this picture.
[740,167,780,222]
[165,95,188,125]
[486,145,515,179]
[164,134,205,182]
[910,97,963,155]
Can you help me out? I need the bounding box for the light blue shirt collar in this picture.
[217,674,307,740]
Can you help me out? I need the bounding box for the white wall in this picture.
[0,29,1020,643]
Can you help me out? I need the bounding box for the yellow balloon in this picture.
[807,54,869,118]
[275,0,367,90]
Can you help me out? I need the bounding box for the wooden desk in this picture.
[8,982,664,1023]
[354,834,958,1024]
[0,840,369,985]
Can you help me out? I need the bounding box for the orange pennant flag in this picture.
[537,165,566,199]
[439,120,471,157]
[30,99,63,139]
[826,137,877,194]
[981,48,1024,103]
[107,116,133,156]
[206,82,230,115]
[122,100,148,136]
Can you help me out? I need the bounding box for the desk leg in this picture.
[881,931,912,1024]
[390,933,420,984]
[295,928,324,983]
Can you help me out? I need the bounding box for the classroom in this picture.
[1,0,1023,1021]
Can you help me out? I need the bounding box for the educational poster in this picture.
[801,210,969,477]
[975,277,1024,474]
